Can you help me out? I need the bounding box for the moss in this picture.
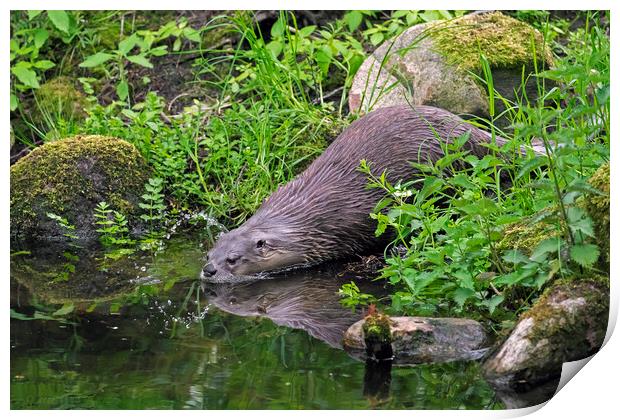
[363,313,392,343]
[582,163,610,265]
[522,276,608,356]
[97,24,121,50]
[10,135,151,241]
[497,218,556,255]
[429,12,554,73]
[35,76,89,121]
[499,162,609,270]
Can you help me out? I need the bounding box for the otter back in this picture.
[203,105,537,280]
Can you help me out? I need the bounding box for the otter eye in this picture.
[256,240,265,249]
[226,256,239,265]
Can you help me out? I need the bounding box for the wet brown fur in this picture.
[204,105,538,280]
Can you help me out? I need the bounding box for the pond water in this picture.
[10,231,556,409]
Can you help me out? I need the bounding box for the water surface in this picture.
[10,233,553,409]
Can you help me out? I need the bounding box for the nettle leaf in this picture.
[570,243,600,268]
[33,28,49,49]
[502,249,529,265]
[450,173,477,190]
[566,206,586,222]
[415,177,443,204]
[47,10,70,33]
[567,178,606,196]
[458,198,498,218]
[126,54,153,68]
[11,65,39,88]
[118,33,140,56]
[484,295,504,315]
[530,237,561,262]
[453,287,475,308]
[516,155,547,179]
[453,269,475,290]
[28,10,43,20]
[570,217,595,238]
[79,52,113,68]
[567,207,595,238]
[10,94,18,111]
[53,303,75,316]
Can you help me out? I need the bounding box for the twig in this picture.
[313,86,344,105]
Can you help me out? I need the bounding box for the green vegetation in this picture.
[357,12,609,323]
[11,10,463,225]
[11,10,609,331]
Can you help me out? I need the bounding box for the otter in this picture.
[201,105,542,282]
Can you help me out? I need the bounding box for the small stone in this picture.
[344,316,488,364]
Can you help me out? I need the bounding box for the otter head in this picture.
[200,222,309,283]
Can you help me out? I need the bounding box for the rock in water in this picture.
[349,12,553,123]
[344,316,489,364]
[482,277,609,389]
[10,135,151,245]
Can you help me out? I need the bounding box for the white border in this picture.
[3,1,617,419]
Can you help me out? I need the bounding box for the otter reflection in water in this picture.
[204,263,387,349]
[203,263,558,409]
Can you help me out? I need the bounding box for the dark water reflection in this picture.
[10,233,556,409]
[204,265,386,349]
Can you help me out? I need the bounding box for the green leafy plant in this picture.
[93,201,135,250]
[78,17,204,103]
[338,281,376,311]
[139,177,167,226]
[357,11,609,320]
[46,212,80,244]
[10,10,80,111]
[79,31,169,101]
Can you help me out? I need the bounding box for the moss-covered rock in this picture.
[497,219,556,256]
[362,312,393,360]
[344,316,488,364]
[498,162,609,270]
[430,12,553,73]
[350,11,553,124]
[483,277,609,389]
[583,163,610,266]
[11,135,151,244]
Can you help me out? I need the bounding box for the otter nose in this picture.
[202,263,217,278]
